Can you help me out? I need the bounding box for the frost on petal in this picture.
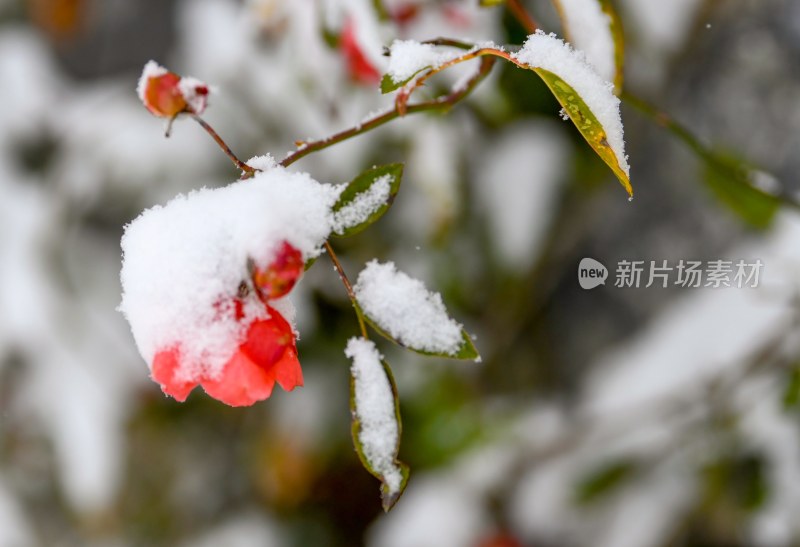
[553,0,616,83]
[332,175,391,234]
[119,167,339,390]
[511,31,629,177]
[136,60,210,117]
[177,76,210,115]
[385,40,460,84]
[201,349,276,407]
[346,338,406,505]
[136,60,168,103]
[354,261,463,356]
[151,348,198,402]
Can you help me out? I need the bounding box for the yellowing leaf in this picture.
[534,69,632,195]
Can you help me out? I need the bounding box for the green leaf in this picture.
[782,365,800,410]
[349,349,409,511]
[357,303,480,361]
[479,0,506,6]
[380,69,429,94]
[533,69,632,195]
[598,0,625,92]
[702,152,781,229]
[575,460,636,505]
[702,453,769,512]
[332,164,404,237]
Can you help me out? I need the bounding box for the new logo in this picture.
[578,258,608,290]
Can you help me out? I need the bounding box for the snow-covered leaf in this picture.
[551,0,625,90]
[381,40,461,94]
[332,164,403,236]
[354,261,480,360]
[346,338,409,511]
[511,31,632,196]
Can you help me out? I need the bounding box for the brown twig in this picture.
[191,114,256,175]
[506,0,538,34]
[280,56,497,167]
[324,241,369,338]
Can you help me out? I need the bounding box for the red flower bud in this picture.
[137,61,209,118]
[253,241,304,300]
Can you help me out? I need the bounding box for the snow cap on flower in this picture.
[137,60,210,117]
[119,166,342,405]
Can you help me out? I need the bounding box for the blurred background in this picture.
[1,0,800,545]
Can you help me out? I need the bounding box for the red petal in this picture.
[340,18,381,85]
[143,73,187,117]
[241,308,303,392]
[151,348,198,402]
[200,308,302,406]
[201,350,276,407]
[240,311,295,366]
[273,345,304,392]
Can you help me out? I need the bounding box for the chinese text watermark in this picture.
[579,258,763,290]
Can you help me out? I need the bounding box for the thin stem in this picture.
[191,114,256,175]
[420,37,474,50]
[324,241,369,338]
[401,48,512,108]
[506,0,538,34]
[280,56,497,167]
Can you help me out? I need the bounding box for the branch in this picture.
[191,115,256,176]
[506,0,538,34]
[323,241,369,339]
[280,56,497,168]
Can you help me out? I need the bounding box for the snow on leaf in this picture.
[346,337,409,511]
[353,261,479,360]
[381,40,461,94]
[511,31,632,196]
[331,164,403,236]
[551,0,624,90]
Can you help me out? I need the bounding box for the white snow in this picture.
[619,0,701,53]
[136,60,168,103]
[332,174,391,233]
[385,40,461,84]
[583,213,800,419]
[177,76,210,114]
[0,477,34,547]
[553,0,616,83]
[119,167,340,379]
[180,512,286,547]
[367,474,490,547]
[474,121,570,270]
[246,153,277,171]
[512,31,629,176]
[354,260,464,355]
[345,337,403,495]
